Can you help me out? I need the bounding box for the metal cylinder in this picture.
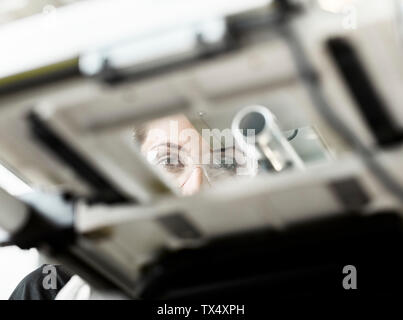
[232,105,304,172]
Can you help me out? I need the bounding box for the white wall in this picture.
[0,246,39,299]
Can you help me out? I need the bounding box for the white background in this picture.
[0,246,39,299]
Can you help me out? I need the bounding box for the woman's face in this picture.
[140,114,208,195]
[139,114,246,195]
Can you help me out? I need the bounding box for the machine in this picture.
[1,0,403,298]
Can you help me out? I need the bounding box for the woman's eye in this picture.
[219,159,238,172]
[211,156,238,173]
[157,157,185,172]
[219,161,238,171]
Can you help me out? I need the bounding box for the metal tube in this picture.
[232,105,304,172]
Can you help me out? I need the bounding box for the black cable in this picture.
[287,129,299,141]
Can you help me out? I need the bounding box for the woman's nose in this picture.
[182,167,204,196]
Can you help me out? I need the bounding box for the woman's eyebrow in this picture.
[210,146,236,153]
[149,142,183,151]
[220,146,235,152]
